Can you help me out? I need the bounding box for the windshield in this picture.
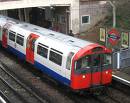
[75,55,91,74]
[75,54,111,74]
[102,54,111,66]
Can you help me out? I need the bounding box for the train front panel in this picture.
[70,44,112,90]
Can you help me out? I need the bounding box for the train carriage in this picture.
[0,16,19,48]
[34,36,73,85]
[0,15,112,90]
[7,25,30,60]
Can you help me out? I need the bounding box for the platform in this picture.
[112,68,130,87]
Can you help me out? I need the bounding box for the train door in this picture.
[66,52,74,80]
[91,54,102,86]
[101,54,112,84]
[2,28,8,48]
[26,33,39,64]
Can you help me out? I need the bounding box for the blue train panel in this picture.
[7,46,25,60]
[6,45,71,86]
[34,61,71,86]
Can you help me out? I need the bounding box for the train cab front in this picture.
[70,44,112,90]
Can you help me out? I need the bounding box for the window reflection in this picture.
[75,56,91,70]
[75,54,111,74]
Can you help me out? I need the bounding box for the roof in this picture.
[0,15,94,50]
[16,22,94,49]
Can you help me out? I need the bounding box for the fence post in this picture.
[117,52,120,69]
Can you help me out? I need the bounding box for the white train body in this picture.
[0,15,112,90]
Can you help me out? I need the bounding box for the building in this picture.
[0,0,111,34]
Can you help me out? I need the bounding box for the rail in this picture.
[0,62,47,103]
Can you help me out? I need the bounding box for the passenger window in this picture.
[9,31,16,42]
[66,52,74,70]
[49,50,62,66]
[37,45,48,58]
[16,35,24,46]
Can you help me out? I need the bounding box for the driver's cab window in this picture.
[75,55,91,70]
[103,54,111,66]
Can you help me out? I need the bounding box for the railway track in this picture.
[92,92,121,103]
[0,48,130,103]
[86,84,130,103]
[0,62,47,103]
[0,90,11,103]
[38,73,129,103]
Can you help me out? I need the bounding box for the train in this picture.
[0,15,112,90]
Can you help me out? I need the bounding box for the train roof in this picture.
[0,15,19,25]
[16,22,94,49]
[0,15,95,50]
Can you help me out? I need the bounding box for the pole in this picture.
[109,1,116,28]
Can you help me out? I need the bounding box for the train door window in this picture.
[37,43,48,58]
[49,48,63,66]
[66,52,74,70]
[26,35,32,49]
[31,38,37,52]
[92,54,101,67]
[9,31,16,42]
[102,54,112,66]
[16,34,24,46]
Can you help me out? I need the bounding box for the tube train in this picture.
[0,15,112,90]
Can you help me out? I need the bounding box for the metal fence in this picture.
[112,48,130,69]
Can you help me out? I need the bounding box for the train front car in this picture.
[70,43,112,90]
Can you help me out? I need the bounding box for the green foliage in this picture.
[103,1,130,30]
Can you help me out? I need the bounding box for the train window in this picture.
[102,54,112,66]
[9,31,16,42]
[92,47,103,52]
[31,39,37,52]
[16,35,24,46]
[38,43,49,48]
[75,55,91,74]
[37,45,48,58]
[66,52,74,70]
[92,54,101,67]
[49,50,62,66]
[50,48,63,54]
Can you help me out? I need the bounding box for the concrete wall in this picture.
[70,1,110,34]
[70,0,80,34]
[0,0,71,10]
[51,6,69,34]
[0,0,111,34]
[79,1,110,33]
